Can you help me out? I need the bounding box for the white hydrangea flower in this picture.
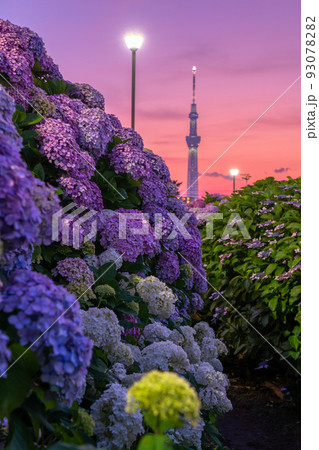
[140,341,190,373]
[80,307,122,352]
[178,326,201,364]
[126,344,142,363]
[199,386,232,413]
[214,338,228,356]
[84,254,100,268]
[194,321,215,345]
[168,328,185,346]
[167,418,205,450]
[122,372,144,388]
[99,248,123,270]
[192,362,229,389]
[143,322,171,343]
[118,272,141,295]
[200,337,218,362]
[210,358,224,372]
[109,342,134,367]
[136,276,177,319]
[107,363,127,382]
[91,383,144,449]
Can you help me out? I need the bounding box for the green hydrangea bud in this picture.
[95,284,116,297]
[67,282,96,300]
[74,408,95,437]
[80,240,95,255]
[180,264,193,280]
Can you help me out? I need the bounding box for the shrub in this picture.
[199,177,301,374]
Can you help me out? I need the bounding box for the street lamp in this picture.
[124,34,143,130]
[230,168,239,192]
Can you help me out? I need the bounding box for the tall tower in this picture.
[186,66,201,200]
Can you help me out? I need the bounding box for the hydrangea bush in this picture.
[0,18,231,449]
[197,178,301,374]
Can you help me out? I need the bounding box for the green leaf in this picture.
[21,129,39,140]
[290,285,301,297]
[137,434,173,450]
[0,345,39,417]
[21,113,43,126]
[265,263,277,275]
[288,335,300,350]
[5,415,33,450]
[32,162,45,181]
[12,109,27,124]
[268,297,278,311]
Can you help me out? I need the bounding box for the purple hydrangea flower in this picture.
[212,306,228,320]
[143,204,179,251]
[69,82,105,109]
[77,107,115,160]
[138,179,168,207]
[58,175,103,211]
[1,269,93,404]
[193,266,208,294]
[99,209,159,262]
[52,257,95,285]
[144,151,171,183]
[0,330,12,377]
[49,93,84,136]
[109,143,150,180]
[1,247,33,274]
[190,293,204,313]
[245,238,265,249]
[250,272,268,281]
[30,179,61,245]
[155,251,180,284]
[0,136,41,257]
[36,118,95,178]
[116,127,144,151]
[121,314,141,340]
[105,113,122,132]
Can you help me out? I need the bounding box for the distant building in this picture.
[186,66,201,201]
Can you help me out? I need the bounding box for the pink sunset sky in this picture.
[2,0,301,196]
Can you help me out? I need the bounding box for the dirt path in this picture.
[216,376,301,450]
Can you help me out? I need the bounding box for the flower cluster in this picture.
[136,276,177,319]
[115,127,144,151]
[109,143,150,180]
[69,82,105,109]
[0,330,11,377]
[155,251,180,284]
[36,118,95,178]
[127,370,200,427]
[29,179,61,245]
[52,257,95,285]
[91,383,144,449]
[1,269,92,403]
[99,209,159,262]
[58,175,103,211]
[0,88,41,264]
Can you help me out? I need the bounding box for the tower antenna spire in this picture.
[186,66,200,200]
[192,65,196,103]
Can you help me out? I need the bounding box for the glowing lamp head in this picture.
[230,169,239,176]
[125,34,144,51]
[192,65,197,74]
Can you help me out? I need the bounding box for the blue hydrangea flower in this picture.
[1,269,93,404]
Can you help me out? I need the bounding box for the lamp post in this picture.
[124,34,143,130]
[230,169,239,192]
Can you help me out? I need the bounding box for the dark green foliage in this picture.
[201,177,301,374]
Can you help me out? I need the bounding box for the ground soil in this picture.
[216,359,301,450]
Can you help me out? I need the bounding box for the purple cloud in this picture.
[205,171,232,180]
[274,167,290,173]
